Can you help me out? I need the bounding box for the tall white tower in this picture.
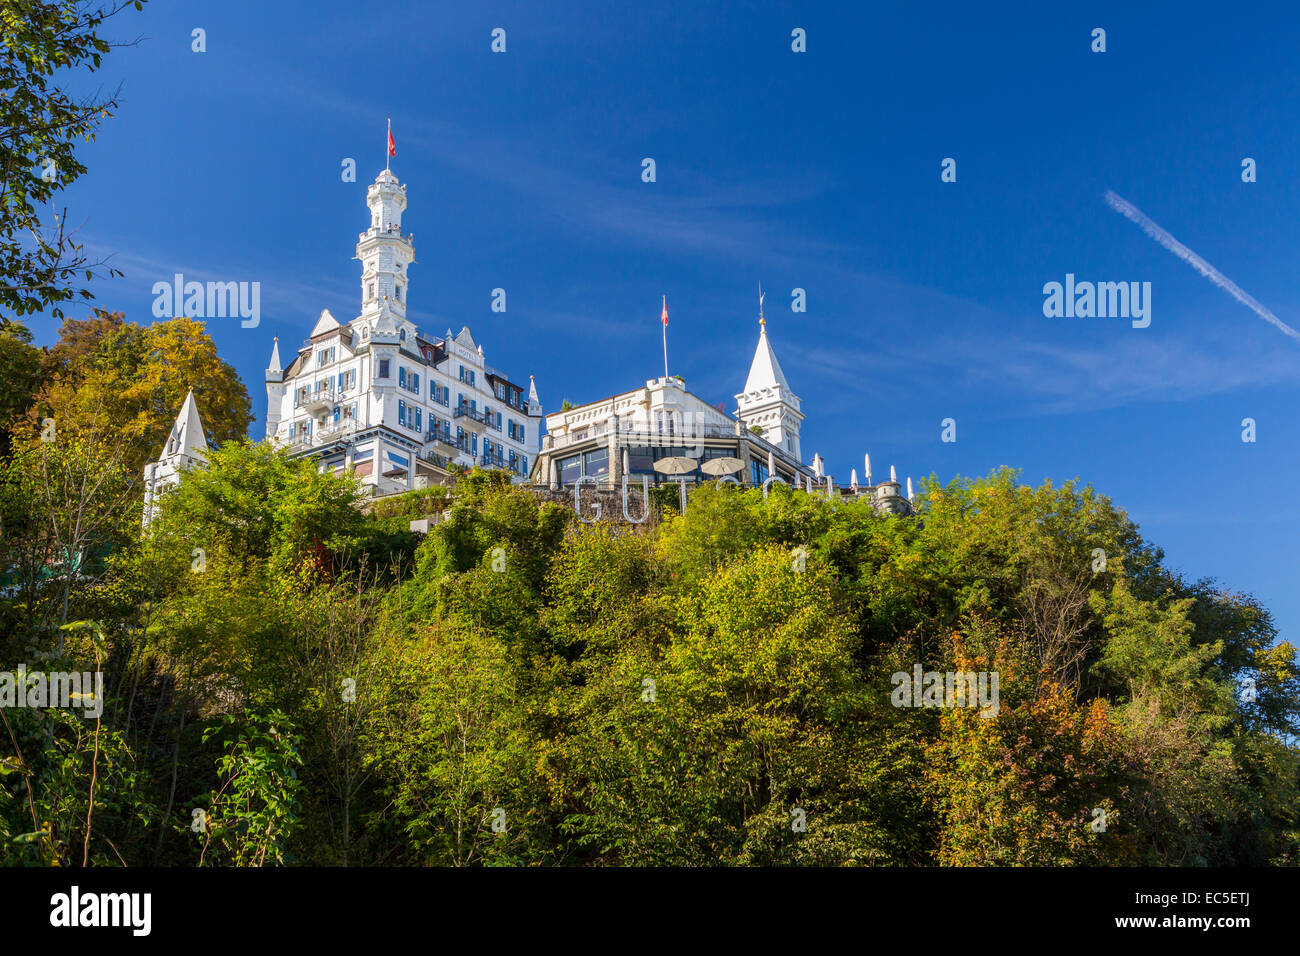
[356,169,415,335]
[142,389,209,525]
[265,337,284,439]
[734,304,803,462]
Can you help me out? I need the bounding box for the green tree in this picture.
[0,1,145,320]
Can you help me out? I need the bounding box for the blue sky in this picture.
[29,0,1300,647]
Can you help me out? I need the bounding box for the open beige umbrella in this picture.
[653,456,698,475]
[700,456,743,476]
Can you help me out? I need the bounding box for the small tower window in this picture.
[368,283,375,300]
[395,285,402,302]
[400,329,406,341]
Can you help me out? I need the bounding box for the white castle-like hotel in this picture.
[143,165,915,519]
[262,166,542,492]
[529,296,914,516]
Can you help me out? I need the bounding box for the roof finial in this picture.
[758,282,766,328]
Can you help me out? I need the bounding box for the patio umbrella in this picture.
[653,456,698,475]
[701,457,743,476]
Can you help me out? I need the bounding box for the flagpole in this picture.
[386,117,391,171]
[662,295,668,380]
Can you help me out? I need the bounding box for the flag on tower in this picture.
[660,295,669,380]
[388,125,396,157]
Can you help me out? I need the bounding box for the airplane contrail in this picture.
[1103,189,1300,344]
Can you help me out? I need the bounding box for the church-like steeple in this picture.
[527,373,542,418]
[735,290,804,461]
[265,337,285,439]
[742,323,792,394]
[143,389,210,526]
[164,389,209,461]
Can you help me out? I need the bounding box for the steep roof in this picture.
[310,309,340,337]
[163,389,209,461]
[742,326,790,393]
[454,326,478,351]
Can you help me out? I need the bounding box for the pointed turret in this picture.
[267,337,282,378]
[143,390,210,526]
[742,324,792,394]
[266,337,285,439]
[527,373,543,418]
[165,390,209,461]
[734,294,804,461]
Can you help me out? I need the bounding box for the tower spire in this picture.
[758,282,766,328]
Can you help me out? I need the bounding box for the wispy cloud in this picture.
[1104,189,1300,345]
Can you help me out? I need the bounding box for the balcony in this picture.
[453,404,490,428]
[297,386,335,415]
[428,428,475,455]
[357,224,413,243]
[479,450,511,469]
[427,427,458,449]
[317,419,359,442]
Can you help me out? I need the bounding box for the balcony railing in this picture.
[453,404,490,426]
[543,421,758,453]
[316,419,359,441]
[427,427,458,449]
[479,451,511,469]
[357,224,412,243]
[295,386,336,413]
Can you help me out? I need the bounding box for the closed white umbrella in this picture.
[865,452,872,486]
[850,468,858,491]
